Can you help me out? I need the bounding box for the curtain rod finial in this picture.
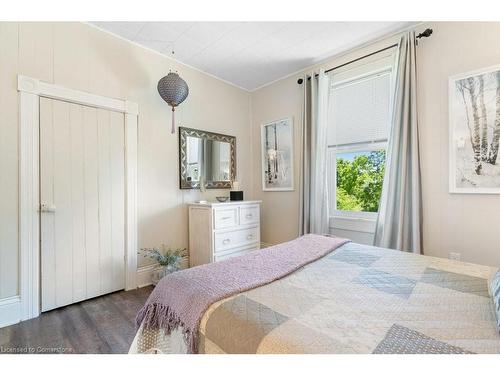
[416,28,433,39]
[297,78,304,85]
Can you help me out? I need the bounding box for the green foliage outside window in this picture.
[336,150,386,212]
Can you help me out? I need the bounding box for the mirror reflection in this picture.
[186,137,231,182]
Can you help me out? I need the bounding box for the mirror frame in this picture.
[179,126,236,189]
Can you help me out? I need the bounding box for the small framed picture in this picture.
[449,65,500,193]
[261,118,294,191]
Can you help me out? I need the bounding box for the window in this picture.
[335,149,386,212]
[327,53,395,219]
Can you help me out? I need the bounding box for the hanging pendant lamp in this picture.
[157,47,189,134]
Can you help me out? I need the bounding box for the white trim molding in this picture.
[17,75,139,324]
[136,257,190,288]
[19,88,40,321]
[329,216,376,246]
[136,265,157,288]
[17,76,138,115]
[124,112,138,290]
[330,216,377,234]
[0,296,21,328]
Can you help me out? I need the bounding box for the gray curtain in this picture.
[299,70,330,236]
[298,75,312,235]
[374,31,423,253]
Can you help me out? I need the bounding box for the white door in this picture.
[40,97,126,312]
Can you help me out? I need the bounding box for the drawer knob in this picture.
[221,216,231,220]
[247,234,253,240]
[222,239,231,244]
[245,214,253,219]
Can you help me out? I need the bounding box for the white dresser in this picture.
[188,200,261,266]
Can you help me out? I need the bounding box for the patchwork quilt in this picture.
[130,242,500,354]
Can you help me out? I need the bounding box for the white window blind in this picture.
[328,71,391,147]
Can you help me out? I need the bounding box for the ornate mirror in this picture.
[179,127,236,189]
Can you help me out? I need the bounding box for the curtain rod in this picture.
[297,28,433,85]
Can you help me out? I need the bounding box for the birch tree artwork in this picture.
[450,66,500,193]
[261,118,294,191]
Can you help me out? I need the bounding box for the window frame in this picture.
[327,57,395,221]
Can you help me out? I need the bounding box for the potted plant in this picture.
[139,245,186,285]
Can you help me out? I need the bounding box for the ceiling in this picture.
[90,22,415,91]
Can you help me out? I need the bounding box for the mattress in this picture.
[129,242,500,354]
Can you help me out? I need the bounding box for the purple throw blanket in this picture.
[136,234,349,353]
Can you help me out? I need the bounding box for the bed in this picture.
[130,238,500,354]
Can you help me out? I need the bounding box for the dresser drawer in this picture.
[239,204,260,225]
[213,207,238,229]
[214,226,259,252]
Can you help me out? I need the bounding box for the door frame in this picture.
[18,75,139,321]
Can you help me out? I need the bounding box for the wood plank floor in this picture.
[0,286,153,354]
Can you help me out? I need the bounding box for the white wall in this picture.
[251,22,500,268]
[250,33,401,247]
[0,22,252,300]
[2,21,500,305]
[418,22,500,268]
[250,77,303,245]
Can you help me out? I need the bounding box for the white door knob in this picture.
[40,203,56,213]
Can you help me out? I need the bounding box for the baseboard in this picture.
[0,296,21,328]
[136,264,157,288]
[136,257,189,288]
[260,242,274,248]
